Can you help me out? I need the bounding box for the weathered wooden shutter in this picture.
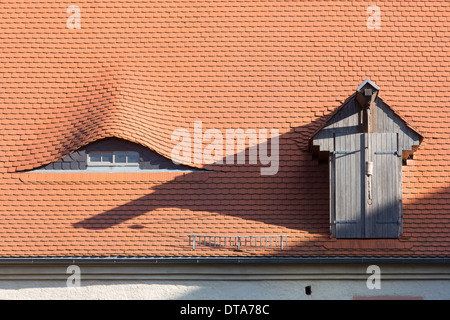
[332,133,401,238]
[366,133,402,238]
[332,134,364,238]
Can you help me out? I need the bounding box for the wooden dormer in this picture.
[310,79,423,239]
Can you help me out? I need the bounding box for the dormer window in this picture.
[32,137,202,172]
[87,151,139,167]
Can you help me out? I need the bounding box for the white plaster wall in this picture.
[0,263,448,300]
[0,279,449,300]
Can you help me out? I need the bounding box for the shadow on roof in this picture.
[72,116,330,235]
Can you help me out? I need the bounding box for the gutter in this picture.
[0,256,448,264]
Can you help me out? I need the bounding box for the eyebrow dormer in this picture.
[33,137,200,172]
[310,79,423,239]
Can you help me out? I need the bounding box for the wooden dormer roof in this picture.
[310,80,424,161]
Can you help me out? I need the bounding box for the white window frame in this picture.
[87,151,140,167]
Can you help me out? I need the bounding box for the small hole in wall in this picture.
[305,286,312,295]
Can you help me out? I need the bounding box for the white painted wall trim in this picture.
[0,262,448,300]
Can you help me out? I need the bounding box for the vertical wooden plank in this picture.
[376,101,383,132]
[352,133,361,238]
[389,133,398,238]
[349,99,360,130]
[358,133,364,238]
[390,133,396,236]
[356,133,363,237]
[380,133,386,237]
[342,134,350,238]
[336,134,345,237]
[334,134,363,238]
[372,132,378,238]
[397,133,403,236]
[330,134,336,237]
[349,133,355,237]
[334,134,342,237]
[381,132,397,235]
[383,133,390,237]
[367,133,376,238]
[365,133,371,238]
[368,133,375,238]
[368,133,400,238]
[389,133,397,237]
[388,108,394,133]
[343,135,349,238]
[364,132,371,238]
[360,133,366,238]
[334,135,340,237]
[393,133,401,237]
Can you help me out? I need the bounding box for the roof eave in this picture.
[0,256,448,264]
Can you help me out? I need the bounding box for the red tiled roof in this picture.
[0,0,449,258]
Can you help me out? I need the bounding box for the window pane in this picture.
[127,152,139,164]
[89,153,101,163]
[115,152,127,164]
[101,153,113,163]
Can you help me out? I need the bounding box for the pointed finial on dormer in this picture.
[356,78,380,109]
[356,78,380,133]
[357,78,380,97]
